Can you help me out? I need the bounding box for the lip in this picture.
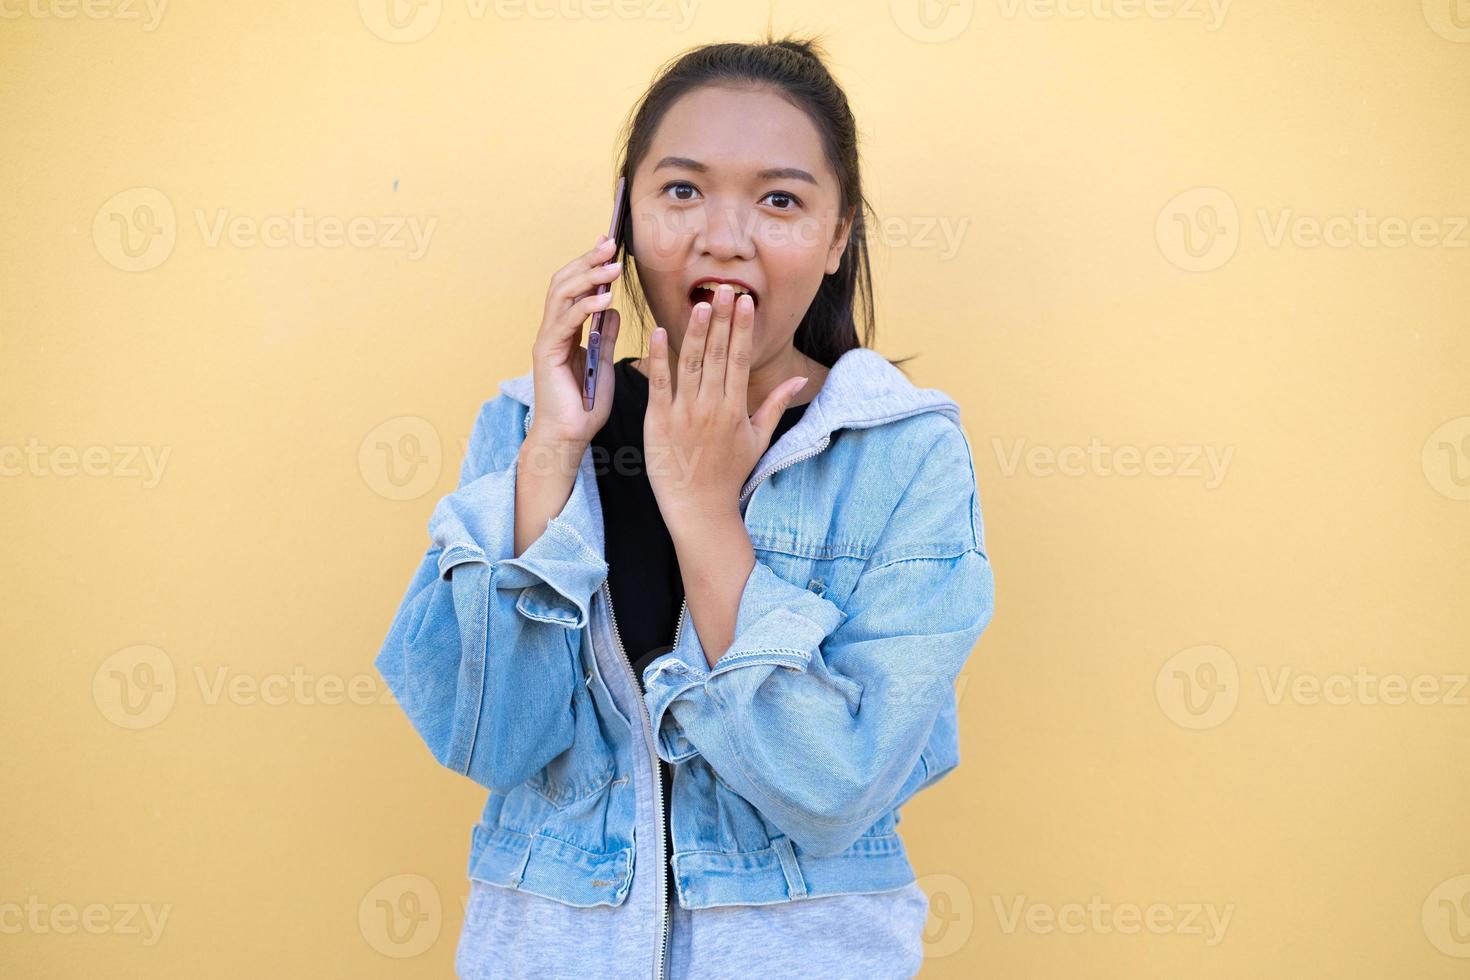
[688,276,760,309]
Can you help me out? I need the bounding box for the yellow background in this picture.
[3,1,1468,976]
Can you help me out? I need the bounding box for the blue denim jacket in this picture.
[376,346,995,941]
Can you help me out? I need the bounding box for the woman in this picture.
[376,35,996,979]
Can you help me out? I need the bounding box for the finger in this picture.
[647,326,674,414]
[726,292,755,409]
[699,284,735,403]
[559,248,620,307]
[679,298,712,408]
[563,258,623,305]
[550,236,618,297]
[550,290,615,346]
[750,375,809,442]
[572,234,618,279]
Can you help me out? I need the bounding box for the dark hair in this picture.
[611,33,913,373]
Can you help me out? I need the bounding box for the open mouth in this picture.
[688,280,759,311]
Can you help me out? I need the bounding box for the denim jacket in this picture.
[375,346,995,950]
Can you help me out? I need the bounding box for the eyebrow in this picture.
[652,156,819,186]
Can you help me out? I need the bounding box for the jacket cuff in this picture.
[641,558,848,764]
[429,455,608,631]
[497,516,608,630]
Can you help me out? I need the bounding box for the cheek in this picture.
[754,213,830,255]
[755,215,831,278]
[757,252,825,319]
[630,207,697,277]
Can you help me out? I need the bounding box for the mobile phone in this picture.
[583,176,627,411]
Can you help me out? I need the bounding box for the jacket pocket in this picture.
[749,537,864,617]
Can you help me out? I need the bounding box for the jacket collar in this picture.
[497,347,961,489]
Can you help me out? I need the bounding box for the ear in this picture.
[825,204,857,275]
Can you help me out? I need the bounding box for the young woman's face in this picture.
[628,84,853,363]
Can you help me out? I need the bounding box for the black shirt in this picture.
[591,355,812,905]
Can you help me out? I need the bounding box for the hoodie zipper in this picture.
[738,435,832,504]
[601,578,671,980]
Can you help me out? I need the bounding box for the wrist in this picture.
[664,496,743,538]
[525,418,588,451]
[519,431,587,479]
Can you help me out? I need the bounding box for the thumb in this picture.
[750,375,808,441]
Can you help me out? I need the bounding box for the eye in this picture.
[661,181,700,202]
[762,191,801,211]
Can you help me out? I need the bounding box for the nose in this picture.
[696,200,754,262]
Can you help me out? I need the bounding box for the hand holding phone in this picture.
[583,176,627,411]
[525,178,626,449]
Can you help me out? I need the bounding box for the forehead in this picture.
[643,85,834,187]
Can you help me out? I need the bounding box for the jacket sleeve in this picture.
[641,420,995,858]
[375,395,609,792]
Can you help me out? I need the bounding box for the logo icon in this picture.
[1422,416,1470,501]
[94,187,177,272]
[1423,0,1470,42]
[1156,644,1239,729]
[890,0,975,43]
[94,644,177,729]
[359,873,442,957]
[918,871,974,958]
[1423,874,1470,957]
[360,416,442,501]
[359,0,442,43]
[1156,187,1240,272]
